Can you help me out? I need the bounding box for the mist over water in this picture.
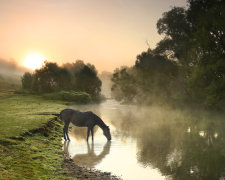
[64,99,225,180]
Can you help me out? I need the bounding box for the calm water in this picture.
[63,99,225,180]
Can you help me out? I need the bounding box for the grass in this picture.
[0,118,73,179]
[0,90,76,179]
[0,91,66,137]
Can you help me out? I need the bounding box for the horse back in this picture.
[60,109,95,127]
[72,111,95,127]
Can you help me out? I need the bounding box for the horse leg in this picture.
[63,125,68,141]
[65,126,70,141]
[87,127,90,142]
[63,121,70,141]
[91,127,94,142]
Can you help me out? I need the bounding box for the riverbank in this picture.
[62,153,120,180]
[0,91,120,179]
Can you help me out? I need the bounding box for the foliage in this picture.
[112,50,179,104]
[21,72,33,90]
[30,62,71,93]
[63,60,102,97]
[111,0,225,110]
[21,60,102,99]
[111,66,137,103]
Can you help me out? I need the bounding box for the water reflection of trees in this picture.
[111,106,225,180]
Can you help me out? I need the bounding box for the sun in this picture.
[23,52,46,70]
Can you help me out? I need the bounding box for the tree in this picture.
[25,61,71,93]
[111,49,179,104]
[111,67,137,102]
[186,0,225,109]
[154,0,225,109]
[22,60,102,97]
[74,65,102,97]
[21,72,33,90]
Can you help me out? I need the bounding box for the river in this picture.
[63,99,225,180]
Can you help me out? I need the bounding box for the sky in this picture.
[0,0,187,72]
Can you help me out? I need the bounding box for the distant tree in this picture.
[74,65,102,97]
[22,60,102,97]
[63,60,85,75]
[21,72,33,90]
[63,60,102,97]
[25,61,71,93]
[111,67,136,102]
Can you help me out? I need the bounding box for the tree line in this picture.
[22,60,102,98]
[111,0,225,110]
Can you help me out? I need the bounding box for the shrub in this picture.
[43,91,91,104]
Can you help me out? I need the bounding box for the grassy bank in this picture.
[0,91,119,180]
[0,118,71,179]
[0,91,67,137]
[0,91,71,179]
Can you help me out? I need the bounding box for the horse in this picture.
[59,109,111,141]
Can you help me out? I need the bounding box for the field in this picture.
[0,90,74,179]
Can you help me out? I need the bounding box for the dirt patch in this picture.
[62,155,121,180]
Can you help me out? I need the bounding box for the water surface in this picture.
[64,99,225,180]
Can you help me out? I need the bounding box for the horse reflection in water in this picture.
[64,141,111,168]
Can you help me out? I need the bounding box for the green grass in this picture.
[0,91,66,137]
[0,118,73,179]
[0,91,76,179]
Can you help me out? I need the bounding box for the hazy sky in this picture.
[0,0,186,72]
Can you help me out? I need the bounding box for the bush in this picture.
[43,91,91,104]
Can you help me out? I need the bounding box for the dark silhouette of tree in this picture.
[21,72,33,90]
[186,0,225,109]
[74,65,102,97]
[111,0,225,109]
[111,49,178,104]
[31,61,71,93]
[21,60,102,98]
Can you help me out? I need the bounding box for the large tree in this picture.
[111,0,225,109]
[111,49,179,104]
[187,0,225,109]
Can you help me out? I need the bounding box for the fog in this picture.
[66,99,225,180]
[99,71,113,98]
[0,58,28,89]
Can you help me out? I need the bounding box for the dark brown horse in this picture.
[59,109,111,141]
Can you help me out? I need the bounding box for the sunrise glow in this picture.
[23,53,46,70]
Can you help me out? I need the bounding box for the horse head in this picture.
[103,126,111,141]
